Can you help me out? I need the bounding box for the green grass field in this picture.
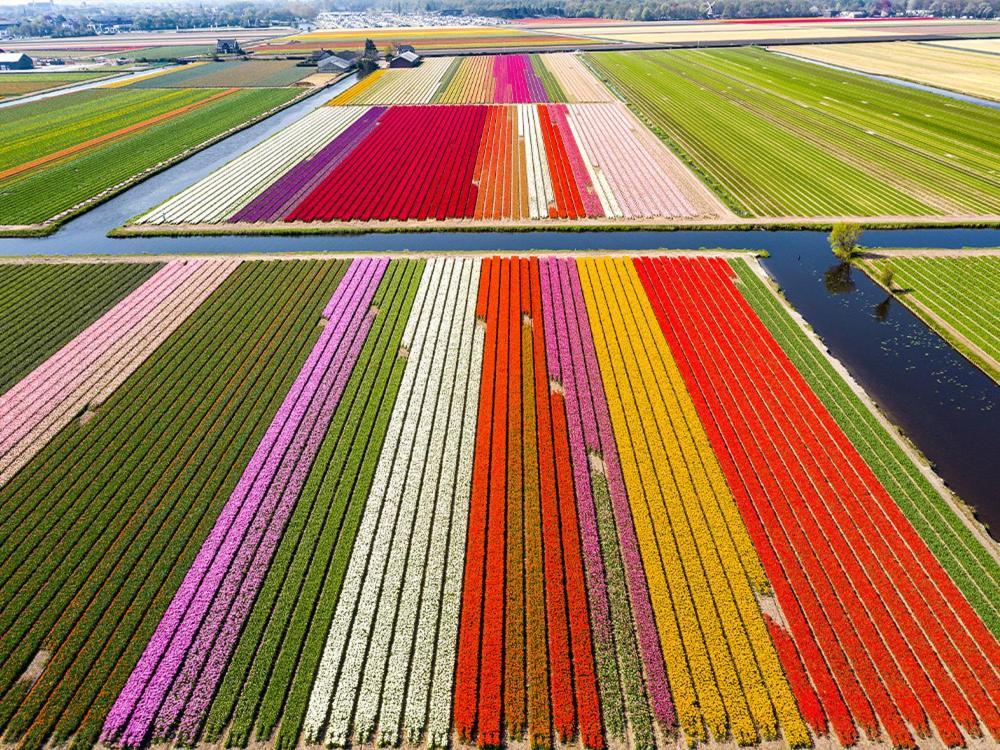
[862,254,1000,380]
[115,45,215,61]
[731,258,1000,635]
[0,71,114,99]
[0,260,348,750]
[0,263,162,394]
[586,48,1000,218]
[0,87,299,226]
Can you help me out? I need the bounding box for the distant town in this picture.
[1,0,996,44]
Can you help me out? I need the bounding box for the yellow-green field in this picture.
[774,41,1000,101]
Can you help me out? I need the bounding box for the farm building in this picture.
[389,50,422,68]
[0,52,32,70]
[216,38,243,55]
[318,55,356,74]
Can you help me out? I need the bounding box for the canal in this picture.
[0,76,996,538]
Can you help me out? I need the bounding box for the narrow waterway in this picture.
[0,75,996,539]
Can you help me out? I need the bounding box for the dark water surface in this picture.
[0,78,996,537]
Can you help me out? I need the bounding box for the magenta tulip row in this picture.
[538,257,676,726]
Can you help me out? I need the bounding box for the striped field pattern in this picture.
[0,256,996,750]
[137,102,725,226]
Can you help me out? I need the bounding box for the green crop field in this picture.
[0,87,299,226]
[115,45,215,61]
[0,260,347,750]
[862,254,1000,380]
[0,71,114,99]
[586,48,1000,218]
[0,262,162,394]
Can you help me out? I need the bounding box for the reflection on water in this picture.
[823,261,856,295]
[872,295,892,323]
[764,246,999,538]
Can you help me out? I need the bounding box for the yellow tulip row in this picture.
[577,257,809,748]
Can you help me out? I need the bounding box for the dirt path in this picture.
[0,248,761,264]
[861,246,1000,257]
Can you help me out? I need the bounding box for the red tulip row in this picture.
[454,258,603,749]
[288,105,486,222]
[636,256,1000,749]
[536,105,587,220]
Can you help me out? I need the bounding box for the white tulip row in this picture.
[136,107,369,225]
[347,259,459,745]
[346,56,455,104]
[543,53,616,103]
[304,259,483,747]
[423,302,483,748]
[518,103,555,219]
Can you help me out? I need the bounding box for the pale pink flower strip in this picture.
[0,261,238,487]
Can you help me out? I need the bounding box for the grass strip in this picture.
[730,258,1000,636]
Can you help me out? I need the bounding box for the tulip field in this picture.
[1,254,998,750]
[587,47,1000,217]
[329,54,616,106]
[135,100,724,226]
[122,60,315,89]
[248,27,589,56]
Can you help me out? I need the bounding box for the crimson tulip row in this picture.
[637,256,1000,748]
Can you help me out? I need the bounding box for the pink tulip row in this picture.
[566,103,700,219]
[538,257,676,728]
[101,258,388,748]
[0,260,238,487]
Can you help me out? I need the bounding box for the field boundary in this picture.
[745,257,1000,565]
[109,214,1000,237]
[0,248,762,264]
[0,85,322,238]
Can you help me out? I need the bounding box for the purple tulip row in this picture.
[538,257,677,729]
[101,258,389,748]
[231,106,388,224]
[494,55,548,104]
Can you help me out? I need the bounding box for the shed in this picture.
[0,52,32,70]
[388,50,421,69]
[317,55,356,74]
[310,49,332,62]
[216,38,242,55]
[333,50,359,61]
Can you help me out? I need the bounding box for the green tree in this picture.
[829,222,863,262]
